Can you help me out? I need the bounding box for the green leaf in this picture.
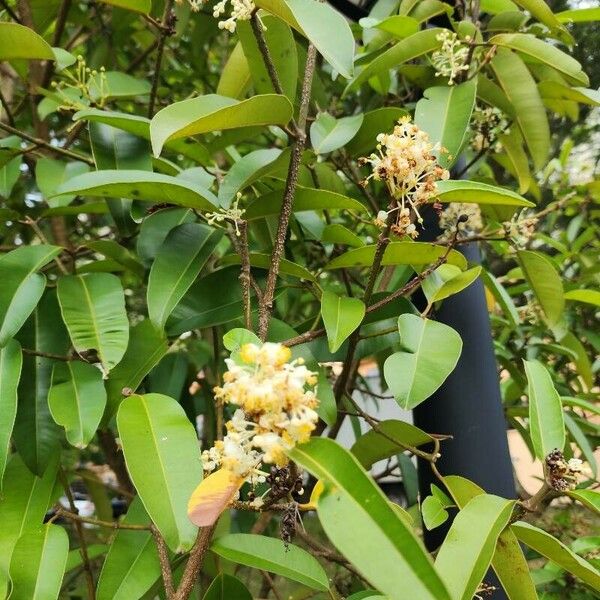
[491,49,550,171]
[568,490,600,516]
[223,328,261,351]
[289,438,451,600]
[345,107,408,156]
[0,245,62,347]
[246,187,366,220]
[435,179,533,206]
[481,270,520,328]
[435,495,515,600]
[326,242,467,271]
[86,240,144,277]
[489,33,587,85]
[13,292,67,475]
[310,113,364,155]
[236,15,297,101]
[96,0,152,12]
[518,250,564,325]
[415,80,477,169]
[351,420,434,468]
[211,534,329,591]
[421,495,450,530]
[512,0,566,32]
[564,289,600,307]
[321,224,365,247]
[316,367,337,427]
[0,23,55,60]
[360,14,419,38]
[384,315,462,410]
[35,158,90,208]
[217,42,251,99]
[255,0,355,78]
[150,94,293,157]
[220,253,316,282]
[148,224,223,328]
[0,454,58,575]
[539,81,600,106]
[217,148,283,207]
[96,497,161,600]
[104,319,168,420]
[66,544,108,573]
[89,71,151,101]
[428,266,482,304]
[321,291,365,353]
[0,340,21,486]
[9,524,68,600]
[54,170,218,211]
[48,362,106,449]
[523,359,565,460]
[497,128,531,194]
[58,273,129,374]
[345,28,443,94]
[557,7,600,23]
[203,573,252,600]
[512,521,600,590]
[117,393,202,552]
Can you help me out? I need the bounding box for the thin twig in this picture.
[56,507,150,530]
[151,524,175,599]
[237,220,253,331]
[0,121,94,165]
[22,348,72,361]
[59,469,96,600]
[21,216,69,274]
[0,86,15,126]
[257,43,317,340]
[0,0,21,22]
[148,0,175,118]
[42,0,72,87]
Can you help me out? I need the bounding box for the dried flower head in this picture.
[361,117,450,238]
[432,31,470,85]
[201,343,319,489]
[545,449,589,492]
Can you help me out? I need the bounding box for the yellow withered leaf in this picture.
[187,468,244,527]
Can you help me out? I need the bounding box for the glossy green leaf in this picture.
[351,420,434,468]
[384,314,462,410]
[421,495,450,530]
[326,242,467,270]
[321,291,365,353]
[150,94,293,157]
[211,534,329,591]
[490,33,587,85]
[481,270,520,328]
[518,250,564,325]
[523,359,565,460]
[568,490,600,516]
[316,367,337,427]
[236,15,297,101]
[498,128,531,194]
[246,187,366,220]
[217,42,251,99]
[48,361,106,448]
[13,292,67,475]
[255,0,355,78]
[512,521,600,590]
[435,495,515,600]
[35,158,90,208]
[86,240,144,277]
[104,319,168,420]
[220,252,316,282]
[0,340,21,486]
[310,113,364,154]
[512,0,566,32]
[88,71,151,101]
[360,14,419,38]
[58,273,129,374]
[96,497,161,600]
[117,393,202,552]
[415,80,477,169]
[0,23,55,60]
[148,223,223,328]
[54,170,218,211]
[538,81,600,107]
[289,438,451,600]
[564,289,600,307]
[9,524,68,600]
[491,49,550,171]
[345,28,443,93]
[0,453,58,575]
[321,224,364,247]
[435,179,533,206]
[557,7,600,23]
[0,245,62,347]
[203,574,251,600]
[345,107,408,156]
[97,0,152,12]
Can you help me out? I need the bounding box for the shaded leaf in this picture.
[310,113,364,154]
[321,292,365,353]
[0,340,21,486]
[0,23,54,60]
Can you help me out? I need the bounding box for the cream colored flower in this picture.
[431,31,470,85]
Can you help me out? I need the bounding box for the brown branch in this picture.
[126,38,160,74]
[172,525,216,600]
[56,507,150,530]
[0,121,94,165]
[151,524,175,599]
[237,220,253,331]
[0,0,21,22]
[58,469,96,600]
[148,0,175,118]
[22,348,72,361]
[250,14,285,97]
[0,86,15,126]
[42,0,72,88]
[257,43,317,340]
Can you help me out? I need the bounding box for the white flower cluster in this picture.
[205,195,245,236]
[438,202,483,241]
[201,343,319,486]
[432,31,470,85]
[502,211,538,247]
[176,0,254,31]
[470,104,510,152]
[361,117,450,238]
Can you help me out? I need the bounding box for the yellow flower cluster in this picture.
[432,31,470,85]
[201,343,319,485]
[361,117,450,238]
